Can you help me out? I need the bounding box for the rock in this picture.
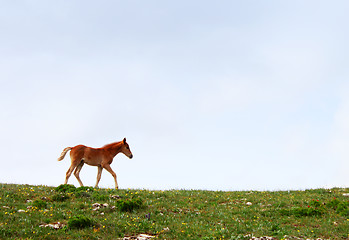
[250,237,277,240]
[92,203,101,211]
[246,202,253,206]
[39,222,65,229]
[122,234,155,240]
[342,193,349,197]
[92,203,101,208]
[17,209,26,213]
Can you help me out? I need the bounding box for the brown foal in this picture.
[58,138,133,189]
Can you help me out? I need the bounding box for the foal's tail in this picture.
[57,147,72,161]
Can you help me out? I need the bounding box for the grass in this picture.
[0,184,349,239]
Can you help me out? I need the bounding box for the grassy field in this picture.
[0,183,349,239]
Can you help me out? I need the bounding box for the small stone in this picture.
[39,222,64,229]
[18,209,26,213]
[246,202,252,206]
[92,203,101,208]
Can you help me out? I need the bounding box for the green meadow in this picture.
[1,183,349,239]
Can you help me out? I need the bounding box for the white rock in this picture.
[39,222,64,229]
[92,203,101,207]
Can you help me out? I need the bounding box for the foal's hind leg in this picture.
[95,165,103,188]
[74,161,84,187]
[64,160,81,185]
[64,164,77,184]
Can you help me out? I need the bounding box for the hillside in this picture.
[0,183,349,239]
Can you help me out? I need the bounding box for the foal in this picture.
[58,138,133,189]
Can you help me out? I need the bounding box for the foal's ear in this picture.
[123,138,127,144]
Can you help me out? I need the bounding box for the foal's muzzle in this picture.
[129,154,133,159]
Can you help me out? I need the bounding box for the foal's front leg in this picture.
[102,164,118,189]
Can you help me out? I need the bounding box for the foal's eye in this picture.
[126,146,130,150]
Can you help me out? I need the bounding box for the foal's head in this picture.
[121,138,133,159]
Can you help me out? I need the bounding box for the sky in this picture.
[1,1,349,191]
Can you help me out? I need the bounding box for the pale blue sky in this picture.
[1,1,349,190]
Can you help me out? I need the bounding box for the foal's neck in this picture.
[104,141,123,157]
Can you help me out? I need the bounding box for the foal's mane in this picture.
[102,141,123,149]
